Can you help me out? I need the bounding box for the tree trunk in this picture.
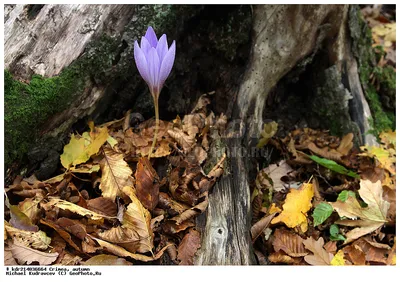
[4,4,381,265]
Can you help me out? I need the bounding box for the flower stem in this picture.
[148,96,159,159]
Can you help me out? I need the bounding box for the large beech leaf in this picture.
[330,179,390,244]
[60,124,109,169]
[271,182,314,232]
[99,147,133,200]
[303,237,333,265]
[7,242,59,265]
[135,157,159,211]
[272,229,308,257]
[98,186,153,254]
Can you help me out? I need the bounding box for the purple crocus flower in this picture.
[134,26,176,99]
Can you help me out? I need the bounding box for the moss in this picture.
[349,6,395,138]
[4,67,85,167]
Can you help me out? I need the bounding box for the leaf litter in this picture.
[4,93,226,265]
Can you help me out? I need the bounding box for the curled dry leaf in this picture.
[84,254,132,265]
[268,250,303,265]
[158,192,190,216]
[18,196,42,224]
[168,128,196,154]
[272,229,308,257]
[162,220,195,235]
[177,229,201,265]
[135,157,159,211]
[171,195,209,225]
[251,213,277,242]
[303,237,333,265]
[100,147,134,201]
[7,242,59,265]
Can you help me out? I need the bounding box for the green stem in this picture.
[148,96,159,159]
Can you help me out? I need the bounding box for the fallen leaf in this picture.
[303,237,333,265]
[43,198,113,221]
[84,254,132,265]
[331,179,390,243]
[256,160,295,192]
[98,186,153,254]
[272,229,308,257]
[87,197,118,217]
[40,219,81,252]
[360,145,395,175]
[60,124,109,169]
[5,224,51,250]
[312,202,333,226]
[171,195,209,225]
[7,242,59,265]
[268,251,299,265]
[91,237,169,262]
[135,157,159,211]
[251,213,277,242]
[330,250,346,266]
[5,249,17,265]
[177,229,201,265]
[6,198,38,232]
[100,147,134,200]
[18,196,42,224]
[271,182,314,232]
[168,128,196,153]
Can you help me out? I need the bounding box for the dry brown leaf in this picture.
[98,186,153,254]
[171,195,209,225]
[99,147,134,201]
[168,128,196,153]
[43,198,112,221]
[303,237,334,265]
[251,213,277,242]
[87,197,118,217]
[272,229,308,257]
[135,157,159,211]
[177,229,201,265]
[268,251,301,265]
[324,241,337,254]
[342,244,366,265]
[84,254,132,265]
[352,238,392,264]
[40,219,81,252]
[256,160,295,192]
[186,146,208,165]
[162,220,195,235]
[56,218,87,241]
[7,242,59,265]
[158,192,190,215]
[91,237,169,262]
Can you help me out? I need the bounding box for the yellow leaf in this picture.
[331,179,390,244]
[380,130,396,149]
[60,124,109,169]
[360,145,395,175]
[331,250,345,266]
[99,147,133,200]
[5,225,51,250]
[271,183,314,232]
[269,203,282,214]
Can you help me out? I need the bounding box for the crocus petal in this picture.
[147,47,161,94]
[158,40,176,88]
[134,41,150,84]
[145,26,158,48]
[140,36,152,56]
[156,34,168,62]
